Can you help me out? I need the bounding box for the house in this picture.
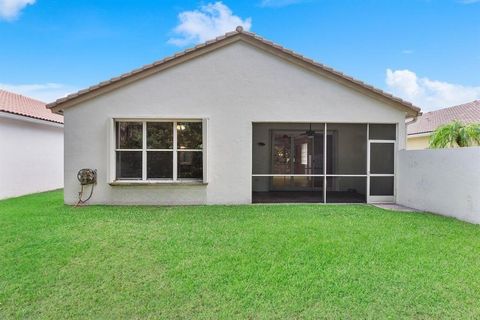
[0,90,63,199]
[47,27,420,205]
[407,100,480,150]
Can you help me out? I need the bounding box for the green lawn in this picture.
[1,190,480,319]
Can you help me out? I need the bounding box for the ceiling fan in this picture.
[300,123,316,137]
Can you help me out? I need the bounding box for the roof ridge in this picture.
[47,27,420,115]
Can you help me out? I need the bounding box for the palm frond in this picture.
[429,120,480,148]
[464,123,480,146]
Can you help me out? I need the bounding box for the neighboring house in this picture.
[48,27,420,205]
[407,100,480,150]
[0,90,63,199]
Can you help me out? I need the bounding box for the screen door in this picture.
[368,141,395,203]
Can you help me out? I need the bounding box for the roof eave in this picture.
[47,28,421,117]
[0,110,64,125]
[48,32,243,114]
[407,131,432,137]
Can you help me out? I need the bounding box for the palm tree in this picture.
[429,120,480,148]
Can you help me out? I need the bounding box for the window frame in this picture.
[109,118,207,185]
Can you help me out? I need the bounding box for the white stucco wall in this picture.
[63,41,408,205]
[0,113,63,199]
[397,148,480,224]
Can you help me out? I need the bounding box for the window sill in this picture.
[110,180,207,186]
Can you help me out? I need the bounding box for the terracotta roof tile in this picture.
[408,100,480,135]
[47,27,420,116]
[0,89,63,124]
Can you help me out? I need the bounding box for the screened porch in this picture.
[252,123,396,203]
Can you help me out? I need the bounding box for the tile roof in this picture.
[47,26,420,116]
[408,100,480,135]
[0,89,63,124]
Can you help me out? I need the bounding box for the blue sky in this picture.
[0,0,479,111]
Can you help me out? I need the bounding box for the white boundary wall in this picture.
[398,147,480,224]
[0,113,63,199]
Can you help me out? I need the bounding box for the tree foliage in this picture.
[429,120,480,148]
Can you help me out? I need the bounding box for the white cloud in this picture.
[401,49,414,55]
[260,0,306,7]
[0,83,78,103]
[168,2,252,46]
[0,0,35,21]
[386,69,480,111]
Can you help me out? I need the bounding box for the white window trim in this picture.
[108,117,208,185]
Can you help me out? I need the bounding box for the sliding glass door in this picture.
[271,131,323,191]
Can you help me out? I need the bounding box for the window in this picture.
[115,120,204,182]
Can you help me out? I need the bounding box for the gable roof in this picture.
[408,100,480,136]
[47,26,421,117]
[0,89,63,124]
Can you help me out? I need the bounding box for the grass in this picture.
[1,190,480,319]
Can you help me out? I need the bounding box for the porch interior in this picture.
[252,122,395,204]
[252,191,366,203]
